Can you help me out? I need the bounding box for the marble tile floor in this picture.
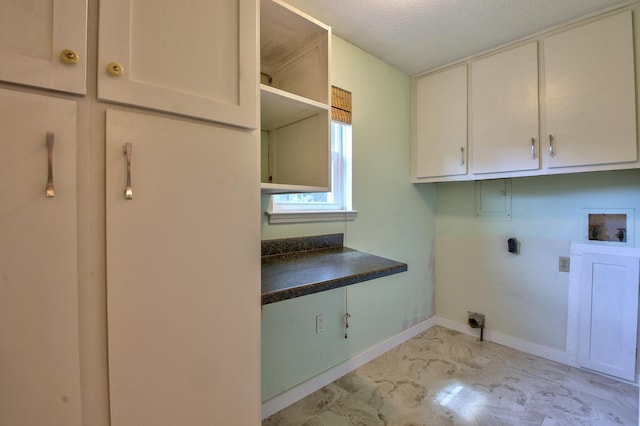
[263,326,638,425]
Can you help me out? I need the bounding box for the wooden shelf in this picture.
[260,84,328,129]
[260,182,329,194]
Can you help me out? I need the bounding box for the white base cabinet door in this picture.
[0,0,87,94]
[105,110,261,426]
[0,89,81,425]
[578,251,639,381]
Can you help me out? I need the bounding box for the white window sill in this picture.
[266,210,358,224]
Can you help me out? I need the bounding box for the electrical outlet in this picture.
[316,314,325,333]
[559,256,570,272]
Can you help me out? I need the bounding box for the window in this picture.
[268,121,356,223]
[267,86,356,224]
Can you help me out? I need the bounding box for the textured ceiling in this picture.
[281,0,634,75]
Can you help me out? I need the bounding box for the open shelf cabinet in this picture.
[260,0,331,193]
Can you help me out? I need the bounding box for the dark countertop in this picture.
[261,234,408,305]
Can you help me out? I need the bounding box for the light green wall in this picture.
[261,36,436,401]
[435,169,640,350]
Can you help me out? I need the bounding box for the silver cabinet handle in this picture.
[124,143,133,200]
[460,146,465,166]
[531,137,536,159]
[46,132,55,197]
[549,134,555,157]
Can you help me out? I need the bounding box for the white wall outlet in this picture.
[316,314,325,333]
[559,256,570,272]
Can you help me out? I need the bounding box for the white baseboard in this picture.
[261,316,437,419]
[437,316,640,385]
[435,316,579,367]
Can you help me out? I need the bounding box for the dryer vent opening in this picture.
[468,312,485,341]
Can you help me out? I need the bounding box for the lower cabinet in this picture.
[575,246,640,381]
[105,110,261,425]
[0,89,82,425]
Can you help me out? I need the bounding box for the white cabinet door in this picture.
[578,252,639,381]
[414,64,467,179]
[98,0,257,129]
[0,89,81,425]
[544,11,636,169]
[105,110,260,426]
[0,0,87,94]
[471,42,539,174]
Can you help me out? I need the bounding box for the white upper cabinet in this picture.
[0,0,87,94]
[98,0,257,129]
[544,11,636,169]
[412,8,639,183]
[471,43,539,174]
[413,64,467,180]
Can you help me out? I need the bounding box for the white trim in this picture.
[266,210,358,224]
[438,316,640,385]
[435,317,578,367]
[566,251,582,357]
[261,316,436,419]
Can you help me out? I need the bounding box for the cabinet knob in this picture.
[108,62,125,77]
[60,49,79,64]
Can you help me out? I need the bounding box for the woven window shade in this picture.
[332,86,352,124]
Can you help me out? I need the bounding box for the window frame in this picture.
[267,121,357,224]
